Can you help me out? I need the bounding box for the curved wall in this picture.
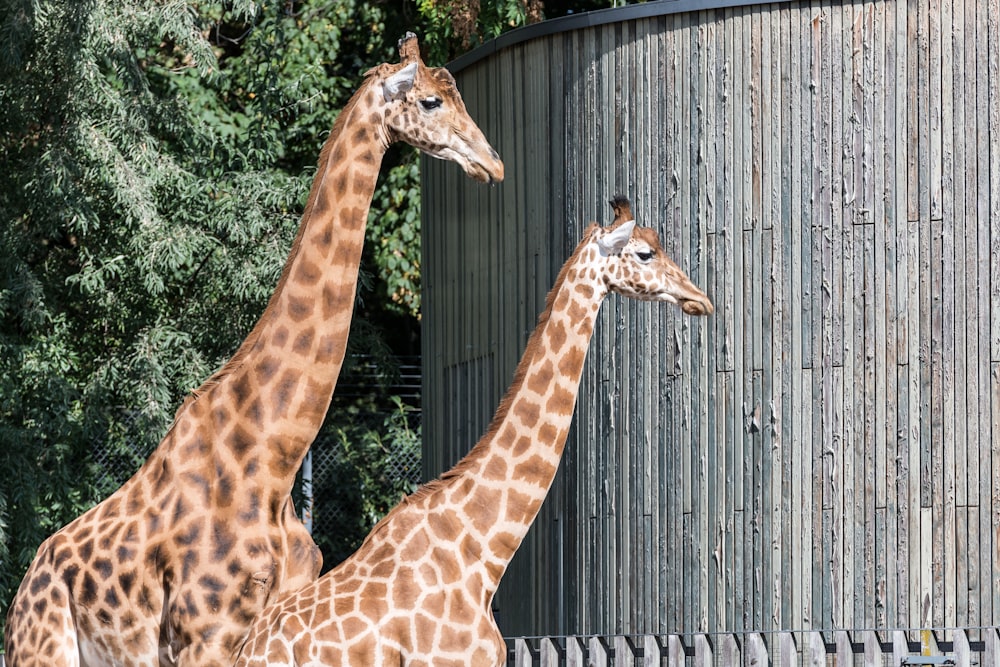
[420,0,1000,638]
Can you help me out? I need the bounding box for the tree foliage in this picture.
[0,0,609,636]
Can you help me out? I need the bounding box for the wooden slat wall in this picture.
[421,0,1000,639]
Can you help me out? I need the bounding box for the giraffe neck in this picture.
[424,240,606,594]
[175,80,389,495]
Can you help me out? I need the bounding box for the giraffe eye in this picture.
[636,250,654,262]
[420,97,442,110]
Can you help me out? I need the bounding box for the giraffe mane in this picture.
[178,70,384,409]
[400,222,603,509]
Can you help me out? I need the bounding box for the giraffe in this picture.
[232,196,714,667]
[3,33,503,667]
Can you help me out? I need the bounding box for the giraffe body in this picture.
[3,34,502,667]
[234,198,713,666]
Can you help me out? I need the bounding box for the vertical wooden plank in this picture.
[921,505,933,626]
[515,638,535,667]
[590,636,611,667]
[988,0,1000,630]
[730,6,749,635]
[696,13,722,627]
[966,0,987,631]
[566,636,586,667]
[872,0,889,523]
[894,0,919,630]
[830,364,843,630]
[835,631,854,667]
[693,635,712,667]
[809,2,831,631]
[788,3,809,634]
[666,14,691,628]
[717,635,739,667]
[856,3,878,631]
[614,635,634,667]
[893,631,912,665]
[904,0,927,631]
[746,634,768,667]
[777,633,796,667]
[992,0,1000,364]
[817,0,836,631]
[804,632,827,667]
[706,11,727,636]
[539,638,561,667]
[763,3,781,452]
[954,629,972,667]
[667,635,687,667]
[938,0,960,632]
[876,0,901,632]
[917,0,937,615]
[832,0,852,603]
[985,628,1000,667]
[641,19,658,632]
[993,363,1000,620]
[801,367,814,628]
[642,635,663,667]
[863,631,881,667]
[949,0,969,518]
[837,0,859,632]
[770,1,792,632]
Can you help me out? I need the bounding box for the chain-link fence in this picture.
[91,356,422,570]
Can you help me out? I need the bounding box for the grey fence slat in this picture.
[515,638,534,667]
[539,637,560,667]
[893,630,910,667]
[805,631,827,667]
[993,364,1000,621]
[778,632,796,667]
[590,636,610,666]
[613,635,633,667]
[693,635,712,667]
[863,630,880,667]
[642,635,663,667]
[667,635,686,667]
[986,628,1000,667]
[717,633,739,667]
[746,633,767,667]
[835,630,853,667]
[955,629,972,667]
[564,636,585,667]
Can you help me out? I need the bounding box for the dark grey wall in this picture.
[421,0,1000,638]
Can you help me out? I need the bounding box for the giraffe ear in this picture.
[383,62,418,102]
[597,220,636,256]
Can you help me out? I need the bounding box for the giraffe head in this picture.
[371,32,504,183]
[589,196,714,315]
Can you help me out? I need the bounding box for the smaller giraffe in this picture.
[233,197,713,667]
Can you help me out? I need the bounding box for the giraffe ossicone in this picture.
[233,196,713,667]
[3,33,502,667]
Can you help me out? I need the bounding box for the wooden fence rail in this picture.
[507,628,1000,667]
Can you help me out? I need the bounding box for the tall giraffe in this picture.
[233,197,713,667]
[3,33,503,667]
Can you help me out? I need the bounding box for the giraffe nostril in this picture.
[490,148,499,161]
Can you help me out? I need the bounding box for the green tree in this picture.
[0,0,299,617]
[0,0,609,638]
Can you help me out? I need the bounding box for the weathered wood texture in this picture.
[421,0,1000,638]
